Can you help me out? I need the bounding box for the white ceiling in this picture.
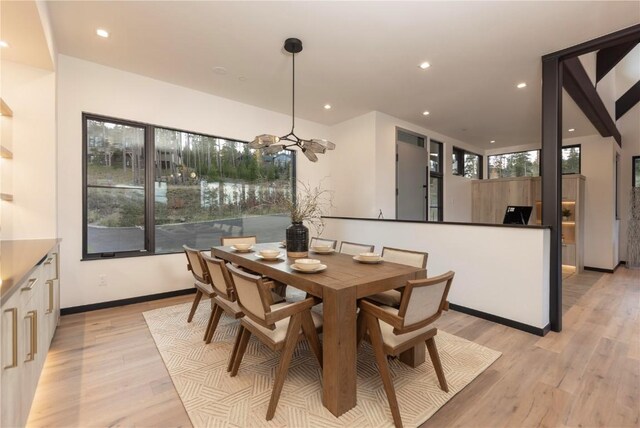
[1,1,53,70]
[45,1,639,149]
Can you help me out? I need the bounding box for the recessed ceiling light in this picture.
[96,29,109,38]
[212,66,227,75]
[568,128,575,132]
[0,41,8,48]
[517,82,527,89]
[422,111,430,116]
[490,140,496,143]
[324,104,332,110]
[419,62,431,70]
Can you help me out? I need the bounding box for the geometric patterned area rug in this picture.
[143,302,501,428]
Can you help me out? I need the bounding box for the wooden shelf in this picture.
[0,145,13,159]
[0,98,13,117]
[1,193,14,201]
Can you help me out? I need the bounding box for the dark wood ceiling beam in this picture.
[616,80,640,120]
[596,41,638,82]
[563,57,622,145]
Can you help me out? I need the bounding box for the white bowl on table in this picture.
[293,258,322,272]
[232,243,253,251]
[358,252,381,262]
[258,248,281,259]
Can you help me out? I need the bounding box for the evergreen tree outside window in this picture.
[488,145,580,179]
[452,147,483,179]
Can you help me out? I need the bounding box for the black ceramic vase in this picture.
[286,222,309,258]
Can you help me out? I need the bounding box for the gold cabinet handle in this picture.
[46,280,54,314]
[21,277,38,292]
[24,310,37,362]
[53,252,59,280]
[4,308,18,369]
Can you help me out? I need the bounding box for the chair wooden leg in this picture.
[227,325,244,372]
[266,313,302,421]
[230,327,251,377]
[187,290,203,322]
[366,314,403,428]
[203,304,215,341]
[426,336,448,393]
[205,305,223,344]
[301,311,322,368]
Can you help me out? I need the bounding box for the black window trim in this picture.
[633,155,640,188]
[452,146,483,179]
[487,144,582,179]
[429,139,444,221]
[82,112,297,261]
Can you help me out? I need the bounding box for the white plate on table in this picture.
[255,252,284,261]
[231,246,253,253]
[290,264,327,273]
[353,255,383,264]
[311,248,335,254]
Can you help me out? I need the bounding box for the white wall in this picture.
[0,60,56,240]
[57,55,332,308]
[329,112,377,217]
[323,217,550,329]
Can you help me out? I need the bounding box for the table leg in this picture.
[399,345,426,367]
[322,287,357,416]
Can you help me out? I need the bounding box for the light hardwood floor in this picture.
[27,268,639,427]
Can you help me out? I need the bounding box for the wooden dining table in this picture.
[212,243,427,418]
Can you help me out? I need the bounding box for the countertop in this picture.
[1,239,60,304]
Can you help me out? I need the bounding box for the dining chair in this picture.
[357,271,455,428]
[226,264,323,421]
[220,235,257,246]
[366,247,429,307]
[339,240,375,256]
[183,245,216,340]
[310,237,338,249]
[200,254,245,348]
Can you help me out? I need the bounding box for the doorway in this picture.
[396,128,429,221]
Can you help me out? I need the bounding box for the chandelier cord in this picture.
[291,51,296,135]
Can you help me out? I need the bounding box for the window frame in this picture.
[452,146,483,179]
[632,155,640,188]
[429,139,444,221]
[82,112,296,260]
[561,144,581,175]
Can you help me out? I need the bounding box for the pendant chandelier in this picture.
[250,38,335,162]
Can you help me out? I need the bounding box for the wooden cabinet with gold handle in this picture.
[24,310,37,362]
[3,308,18,369]
[21,277,38,292]
[45,280,54,314]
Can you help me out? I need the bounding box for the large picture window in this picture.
[83,114,294,259]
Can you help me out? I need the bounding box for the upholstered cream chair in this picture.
[226,265,323,421]
[339,241,375,256]
[357,271,454,428]
[220,235,257,246]
[183,246,216,341]
[366,247,428,307]
[309,237,338,249]
[200,254,245,349]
